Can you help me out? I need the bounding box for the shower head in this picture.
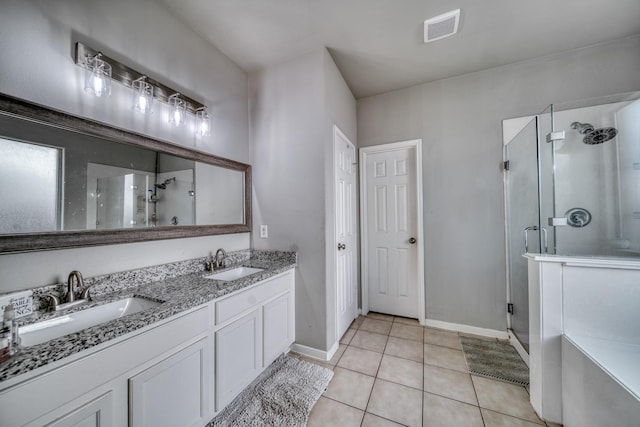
[154,177,176,190]
[570,121,617,145]
[582,127,617,145]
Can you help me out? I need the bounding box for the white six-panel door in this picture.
[361,141,423,319]
[334,126,358,339]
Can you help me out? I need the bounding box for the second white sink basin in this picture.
[204,267,264,282]
[19,297,161,347]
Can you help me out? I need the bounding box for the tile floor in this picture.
[294,313,560,427]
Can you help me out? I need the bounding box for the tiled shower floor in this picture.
[293,313,561,427]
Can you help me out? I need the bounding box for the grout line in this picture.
[424,390,483,409]
[423,361,469,375]
[480,408,547,426]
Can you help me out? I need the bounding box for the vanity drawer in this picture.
[215,270,293,325]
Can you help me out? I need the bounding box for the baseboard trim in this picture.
[424,319,509,340]
[290,341,339,362]
[508,330,530,367]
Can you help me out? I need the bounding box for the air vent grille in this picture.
[424,9,460,43]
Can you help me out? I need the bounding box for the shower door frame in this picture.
[503,116,541,357]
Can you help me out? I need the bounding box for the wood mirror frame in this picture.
[0,93,251,253]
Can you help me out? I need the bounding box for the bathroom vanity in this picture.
[0,250,296,426]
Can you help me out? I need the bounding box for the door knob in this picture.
[337,243,346,250]
[409,237,416,244]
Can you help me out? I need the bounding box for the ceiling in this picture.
[161,0,640,99]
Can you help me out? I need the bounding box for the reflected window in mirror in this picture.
[0,137,63,233]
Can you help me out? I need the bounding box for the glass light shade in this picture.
[84,54,111,97]
[168,93,186,126]
[132,77,153,114]
[195,107,211,136]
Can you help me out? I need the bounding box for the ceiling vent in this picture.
[424,9,460,43]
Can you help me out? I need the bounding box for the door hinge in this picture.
[503,160,510,171]
[507,303,514,315]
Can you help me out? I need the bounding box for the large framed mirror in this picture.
[0,93,251,253]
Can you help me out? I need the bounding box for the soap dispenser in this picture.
[0,304,16,362]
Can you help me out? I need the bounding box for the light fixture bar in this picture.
[74,42,205,112]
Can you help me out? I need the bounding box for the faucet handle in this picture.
[45,294,60,311]
[79,285,93,301]
[204,255,214,272]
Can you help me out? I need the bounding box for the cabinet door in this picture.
[215,308,261,411]
[39,391,114,427]
[129,338,210,427]
[263,292,294,366]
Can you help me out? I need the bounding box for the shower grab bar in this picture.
[524,226,548,254]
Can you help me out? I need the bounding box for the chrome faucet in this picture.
[214,248,227,269]
[66,270,84,303]
[46,270,92,311]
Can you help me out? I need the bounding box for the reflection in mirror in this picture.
[0,93,251,253]
[0,138,63,233]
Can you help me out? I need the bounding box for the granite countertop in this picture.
[0,250,296,384]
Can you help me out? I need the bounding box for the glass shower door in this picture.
[505,117,540,351]
[96,173,149,229]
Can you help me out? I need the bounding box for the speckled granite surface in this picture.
[0,249,296,384]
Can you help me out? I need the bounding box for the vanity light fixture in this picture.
[74,42,209,135]
[195,106,211,136]
[84,52,111,97]
[132,76,153,114]
[168,93,187,126]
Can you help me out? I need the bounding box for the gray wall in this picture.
[0,0,251,292]
[249,49,356,352]
[323,50,357,348]
[357,35,640,331]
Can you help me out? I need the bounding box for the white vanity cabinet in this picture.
[0,267,295,426]
[213,269,295,412]
[129,338,211,427]
[0,304,211,427]
[215,308,262,410]
[29,390,116,427]
[263,291,294,366]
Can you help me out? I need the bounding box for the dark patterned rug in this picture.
[209,354,333,427]
[460,336,529,386]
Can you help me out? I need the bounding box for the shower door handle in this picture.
[524,226,548,254]
[523,226,537,253]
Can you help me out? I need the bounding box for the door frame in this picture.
[333,125,359,341]
[359,139,426,324]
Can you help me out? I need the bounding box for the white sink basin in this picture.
[204,267,264,282]
[19,297,161,347]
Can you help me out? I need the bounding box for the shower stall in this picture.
[503,91,640,352]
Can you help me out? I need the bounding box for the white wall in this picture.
[357,35,640,331]
[0,0,251,292]
[249,49,356,352]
